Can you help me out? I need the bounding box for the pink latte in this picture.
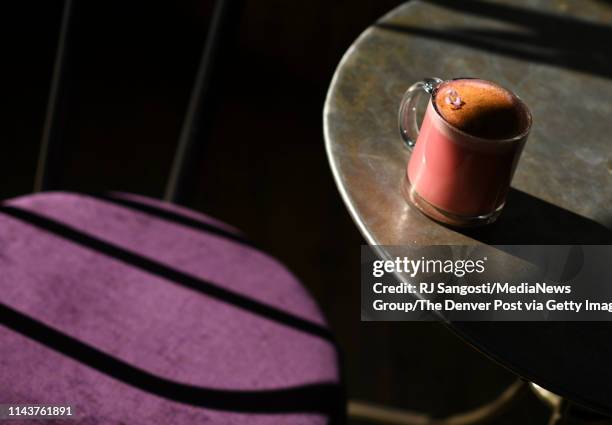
[407,79,531,218]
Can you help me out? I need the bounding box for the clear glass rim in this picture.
[431,77,533,144]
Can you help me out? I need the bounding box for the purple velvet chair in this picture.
[0,1,344,423]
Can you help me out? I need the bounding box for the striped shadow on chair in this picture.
[0,192,344,424]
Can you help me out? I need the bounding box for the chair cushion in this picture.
[0,192,342,424]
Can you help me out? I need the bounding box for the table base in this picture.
[348,380,612,425]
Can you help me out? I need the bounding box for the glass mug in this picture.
[398,77,532,227]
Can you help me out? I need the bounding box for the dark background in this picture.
[3,1,551,422]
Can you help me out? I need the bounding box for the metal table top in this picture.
[324,0,612,415]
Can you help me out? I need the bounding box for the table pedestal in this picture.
[348,381,612,425]
[531,384,612,425]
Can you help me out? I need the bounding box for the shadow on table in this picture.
[459,188,612,245]
[375,0,612,243]
[376,0,612,81]
[449,189,612,418]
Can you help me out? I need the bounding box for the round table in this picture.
[324,0,612,418]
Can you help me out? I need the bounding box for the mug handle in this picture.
[398,77,443,150]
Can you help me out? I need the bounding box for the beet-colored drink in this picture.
[399,78,532,227]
